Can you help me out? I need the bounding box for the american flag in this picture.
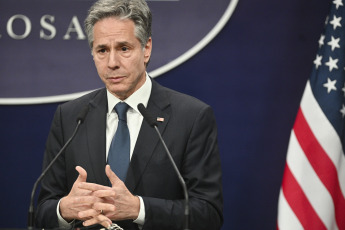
[277,1,345,229]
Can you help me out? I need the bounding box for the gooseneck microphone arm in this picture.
[137,103,190,230]
[152,125,190,230]
[27,105,89,229]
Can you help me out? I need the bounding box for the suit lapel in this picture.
[126,80,171,192]
[85,89,109,186]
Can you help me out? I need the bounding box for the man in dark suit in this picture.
[36,0,223,229]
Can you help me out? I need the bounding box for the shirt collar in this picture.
[106,73,152,113]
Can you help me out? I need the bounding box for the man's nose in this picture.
[108,50,120,69]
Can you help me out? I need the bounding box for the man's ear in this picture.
[144,37,152,64]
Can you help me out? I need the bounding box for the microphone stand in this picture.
[137,103,190,230]
[28,105,89,229]
[153,125,190,230]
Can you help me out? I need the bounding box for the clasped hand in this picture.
[59,165,140,228]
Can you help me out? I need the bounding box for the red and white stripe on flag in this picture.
[277,0,345,228]
[277,82,345,230]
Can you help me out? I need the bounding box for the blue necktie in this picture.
[108,102,130,182]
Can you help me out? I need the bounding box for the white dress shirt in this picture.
[57,73,151,228]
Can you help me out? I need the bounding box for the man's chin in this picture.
[107,87,128,100]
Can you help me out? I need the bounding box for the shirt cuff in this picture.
[133,196,145,226]
[57,199,75,229]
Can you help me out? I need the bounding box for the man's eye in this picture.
[121,47,128,52]
[98,48,106,53]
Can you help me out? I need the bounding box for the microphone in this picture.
[137,103,190,230]
[27,104,89,229]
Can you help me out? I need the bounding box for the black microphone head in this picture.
[137,103,157,127]
[76,105,89,123]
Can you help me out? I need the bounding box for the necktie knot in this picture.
[115,102,129,122]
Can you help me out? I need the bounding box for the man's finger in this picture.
[70,195,102,206]
[105,165,121,186]
[78,182,112,192]
[74,188,94,196]
[78,208,100,219]
[83,214,112,228]
[92,189,116,198]
[75,166,87,183]
[92,202,116,213]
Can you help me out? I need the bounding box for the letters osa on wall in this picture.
[0,14,86,40]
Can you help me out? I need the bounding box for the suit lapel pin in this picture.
[157,117,164,122]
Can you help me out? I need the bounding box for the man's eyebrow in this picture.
[94,42,132,49]
[94,44,107,49]
[117,41,132,47]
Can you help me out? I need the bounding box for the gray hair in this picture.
[84,0,152,49]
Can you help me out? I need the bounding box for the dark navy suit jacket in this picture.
[36,79,223,230]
